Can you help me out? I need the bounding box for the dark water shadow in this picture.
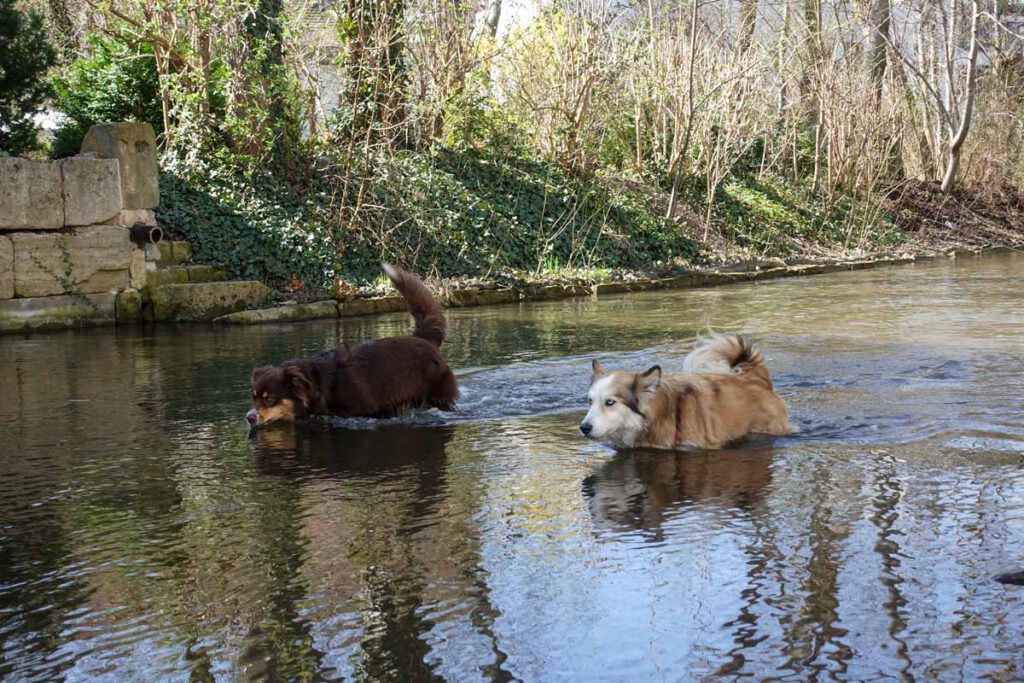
[248,423,516,682]
[250,422,455,479]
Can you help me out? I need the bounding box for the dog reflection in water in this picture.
[583,445,775,531]
[249,421,454,477]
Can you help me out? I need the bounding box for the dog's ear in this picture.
[635,365,661,395]
[285,366,314,408]
[252,366,271,385]
[591,358,607,381]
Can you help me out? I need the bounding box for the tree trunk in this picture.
[866,0,891,101]
[665,0,699,219]
[481,0,501,39]
[738,0,758,54]
[940,0,979,193]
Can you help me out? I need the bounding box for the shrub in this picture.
[0,0,57,155]
[49,36,162,159]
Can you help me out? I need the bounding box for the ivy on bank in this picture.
[157,149,700,291]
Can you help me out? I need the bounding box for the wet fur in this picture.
[581,335,791,450]
[247,264,458,425]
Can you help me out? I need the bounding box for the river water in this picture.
[1,252,1022,681]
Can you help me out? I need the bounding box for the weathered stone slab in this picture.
[523,285,590,301]
[718,257,788,273]
[80,123,160,209]
[214,301,340,324]
[337,296,406,317]
[186,264,225,282]
[447,288,519,308]
[0,292,117,333]
[171,241,192,263]
[147,240,192,265]
[151,281,269,321]
[130,248,147,290]
[115,288,143,322]
[697,271,744,285]
[0,158,63,230]
[592,281,657,295]
[656,274,703,289]
[119,209,157,228]
[150,266,190,286]
[592,282,632,295]
[61,157,122,226]
[12,225,131,297]
[0,236,12,299]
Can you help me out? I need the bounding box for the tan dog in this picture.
[580,335,791,450]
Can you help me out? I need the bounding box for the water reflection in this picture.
[249,423,513,682]
[1,253,1023,681]
[583,445,775,534]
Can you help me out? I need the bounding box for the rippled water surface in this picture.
[2,252,1023,682]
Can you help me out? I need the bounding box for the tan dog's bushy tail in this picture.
[383,263,447,346]
[683,334,772,387]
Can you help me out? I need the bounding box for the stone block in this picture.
[447,288,519,308]
[12,225,131,297]
[150,267,190,286]
[145,240,192,265]
[593,282,633,295]
[171,241,192,263]
[119,209,157,228]
[115,288,143,323]
[657,274,702,290]
[80,123,160,209]
[337,296,407,317]
[214,301,340,324]
[0,158,64,230]
[130,248,148,290]
[0,236,12,299]
[150,281,269,321]
[185,264,226,282]
[524,285,589,301]
[61,157,122,227]
[0,292,117,333]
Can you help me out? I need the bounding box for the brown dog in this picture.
[580,335,791,450]
[246,264,458,426]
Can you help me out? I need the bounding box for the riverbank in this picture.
[213,246,1003,324]
[208,174,1024,324]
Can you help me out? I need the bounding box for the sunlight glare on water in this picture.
[1,251,1023,681]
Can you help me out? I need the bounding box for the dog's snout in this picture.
[580,422,593,436]
[246,409,258,426]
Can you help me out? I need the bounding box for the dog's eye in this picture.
[263,396,277,406]
[605,399,616,407]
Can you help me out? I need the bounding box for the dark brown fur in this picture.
[247,264,458,426]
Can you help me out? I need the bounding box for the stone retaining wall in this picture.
[0,124,160,333]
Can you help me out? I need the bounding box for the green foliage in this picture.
[0,0,57,155]
[684,173,907,255]
[158,164,354,292]
[49,36,162,159]
[438,70,524,155]
[384,149,697,275]
[158,148,699,292]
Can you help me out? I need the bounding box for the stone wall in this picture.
[0,123,159,332]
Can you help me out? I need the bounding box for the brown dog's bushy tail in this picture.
[383,263,447,346]
[683,334,772,387]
